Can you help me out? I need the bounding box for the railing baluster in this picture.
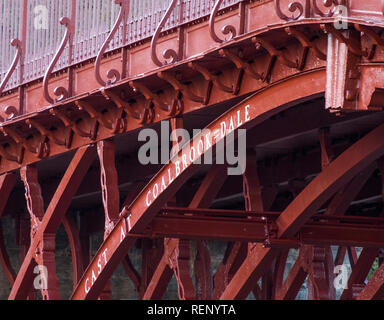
[0,0,242,93]
[43,0,75,104]
[0,0,22,93]
[94,0,130,87]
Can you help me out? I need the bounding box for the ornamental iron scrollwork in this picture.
[0,39,22,94]
[275,0,309,21]
[151,0,179,67]
[0,106,19,123]
[312,0,342,17]
[209,0,237,43]
[275,0,346,21]
[43,17,73,104]
[95,0,130,87]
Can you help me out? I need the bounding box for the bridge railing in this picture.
[0,0,239,93]
[1,0,23,90]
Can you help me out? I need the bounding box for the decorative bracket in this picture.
[285,27,327,63]
[354,24,384,59]
[219,49,262,81]
[251,37,297,82]
[95,0,130,87]
[43,17,73,104]
[151,0,179,67]
[321,24,366,57]
[75,100,125,134]
[253,37,299,69]
[0,39,22,94]
[188,62,235,94]
[102,90,154,125]
[49,108,98,140]
[158,71,211,105]
[26,118,71,148]
[0,142,24,164]
[209,0,237,43]
[129,81,183,117]
[1,126,48,160]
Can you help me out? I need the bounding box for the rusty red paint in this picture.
[274,0,346,21]
[70,70,325,299]
[0,39,22,94]
[150,0,179,67]
[220,120,384,299]
[209,0,237,43]
[0,0,384,301]
[9,146,96,299]
[95,0,130,87]
[43,17,73,105]
[1,0,241,94]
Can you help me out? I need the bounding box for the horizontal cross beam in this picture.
[134,211,384,248]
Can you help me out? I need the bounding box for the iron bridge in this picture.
[0,0,384,300]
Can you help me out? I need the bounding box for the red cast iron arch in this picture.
[2,0,384,302]
[70,68,327,300]
[219,120,384,299]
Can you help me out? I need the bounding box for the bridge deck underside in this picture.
[1,96,384,300]
[1,0,384,300]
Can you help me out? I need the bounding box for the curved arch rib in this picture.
[0,173,17,286]
[220,118,384,300]
[62,215,84,288]
[71,68,326,300]
[9,146,96,300]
